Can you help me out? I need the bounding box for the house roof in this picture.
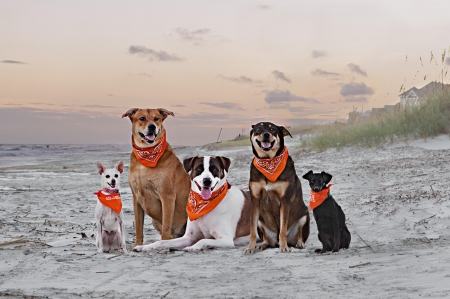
[399,81,450,97]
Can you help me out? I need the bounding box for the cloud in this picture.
[171,104,186,108]
[2,60,26,64]
[200,102,242,110]
[343,96,368,103]
[217,75,263,85]
[271,70,291,83]
[138,72,152,78]
[311,69,342,77]
[264,89,320,104]
[81,104,116,108]
[106,94,113,97]
[311,50,326,59]
[347,63,368,76]
[446,57,450,65]
[340,82,374,96]
[258,5,272,9]
[128,45,184,61]
[175,28,210,44]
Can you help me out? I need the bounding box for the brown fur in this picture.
[236,190,252,238]
[122,108,190,247]
[245,122,310,253]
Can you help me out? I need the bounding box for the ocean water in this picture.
[0,144,131,168]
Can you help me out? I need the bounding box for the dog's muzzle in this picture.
[256,138,276,151]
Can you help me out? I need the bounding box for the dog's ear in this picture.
[278,126,292,138]
[122,108,139,119]
[157,108,175,120]
[183,157,197,173]
[216,156,231,172]
[321,171,332,184]
[97,162,106,175]
[116,160,124,174]
[302,170,313,181]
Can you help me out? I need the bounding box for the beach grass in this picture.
[304,91,450,151]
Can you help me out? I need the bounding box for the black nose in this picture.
[148,124,156,132]
[313,187,320,192]
[263,132,270,140]
[111,179,116,184]
[203,177,212,187]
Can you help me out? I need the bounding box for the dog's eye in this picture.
[106,175,110,178]
[154,117,159,121]
[139,116,146,121]
[270,128,276,134]
[210,167,218,174]
[114,174,118,178]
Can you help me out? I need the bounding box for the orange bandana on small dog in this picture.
[253,146,289,182]
[95,191,122,214]
[132,131,167,168]
[309,184,333,210]
[186,182,231,221]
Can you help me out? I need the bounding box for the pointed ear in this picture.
[97,162,106,175]
[157,108,175,120]
[116,160,124,174]
[278,126,292,138]
[302,170,313,181]
[251,125,255,129]
[183,157,197,173]
[122,108,139,119]
[216,156,231,172]
[321,171,332,184]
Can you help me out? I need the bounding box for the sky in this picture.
[1,0,450,146]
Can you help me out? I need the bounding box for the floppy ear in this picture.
[122,108,139,119]
[97,162,106,175]
[183,157,197,173]
[302,170,313,181]
[116,160,124,174]
[157,108,175,120]
[216,156,231,172]
[321,171,333,184]
[278,126,292,138]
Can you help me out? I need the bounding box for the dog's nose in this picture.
[203,177,212,187]
[148,124,156,132]
[263,132,270,140]
[111,179,116,184]
[313,187,320,192]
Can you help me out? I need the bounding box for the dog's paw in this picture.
[256,243,269,251]
[279,245,291,253]
[295,241,305,249]
[133,245,144,252]
[314,248,322,253]
[244,246,256,254]
[184,245,202,252]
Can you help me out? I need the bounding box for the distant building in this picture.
[399,81,450,107]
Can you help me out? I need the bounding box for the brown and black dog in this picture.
[244,122,310,253]
[122,108,190,247]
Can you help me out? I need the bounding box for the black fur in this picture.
[302,170,351,253]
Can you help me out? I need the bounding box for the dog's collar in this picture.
[253,146,289,182]
[95,190,122,214]
[132,131,167,168]
[309,184,333,210]
[186,181,231,221]
[102,188,119,194]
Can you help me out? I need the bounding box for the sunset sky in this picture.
[1,1,450,145]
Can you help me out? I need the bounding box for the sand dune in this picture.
[1,137,450,298]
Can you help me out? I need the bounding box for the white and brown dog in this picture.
[94,161,127,253]
[134,156,251,252]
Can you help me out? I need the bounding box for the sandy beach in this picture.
[1,136,450,298]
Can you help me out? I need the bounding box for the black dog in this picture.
[302,170,351,253]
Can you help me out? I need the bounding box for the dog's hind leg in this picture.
[185,236,235,251]
[288,215,309,249]
[133,195,145,247]
[160,194,176,240]
[120,220,127,254]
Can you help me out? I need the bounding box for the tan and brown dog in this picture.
[244,122,310,253]
[122,108,190,247]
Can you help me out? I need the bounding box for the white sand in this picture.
[1,136,450,298]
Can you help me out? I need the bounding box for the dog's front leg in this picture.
[119,217,128,254]
[244,182,261,254]
[96,222,103,253]
[185,237,234,252]
[160,194,176,240]
[133,194,145,247]
[279,198,291,252]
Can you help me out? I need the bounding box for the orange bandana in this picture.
[132,131,167,168]
[186,182,231,221]
[309,184,333,210]
[95,191,122,214]
[253,146,289,182]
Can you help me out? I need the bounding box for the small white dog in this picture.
[95,161,127,253]
[134,156,251,252]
